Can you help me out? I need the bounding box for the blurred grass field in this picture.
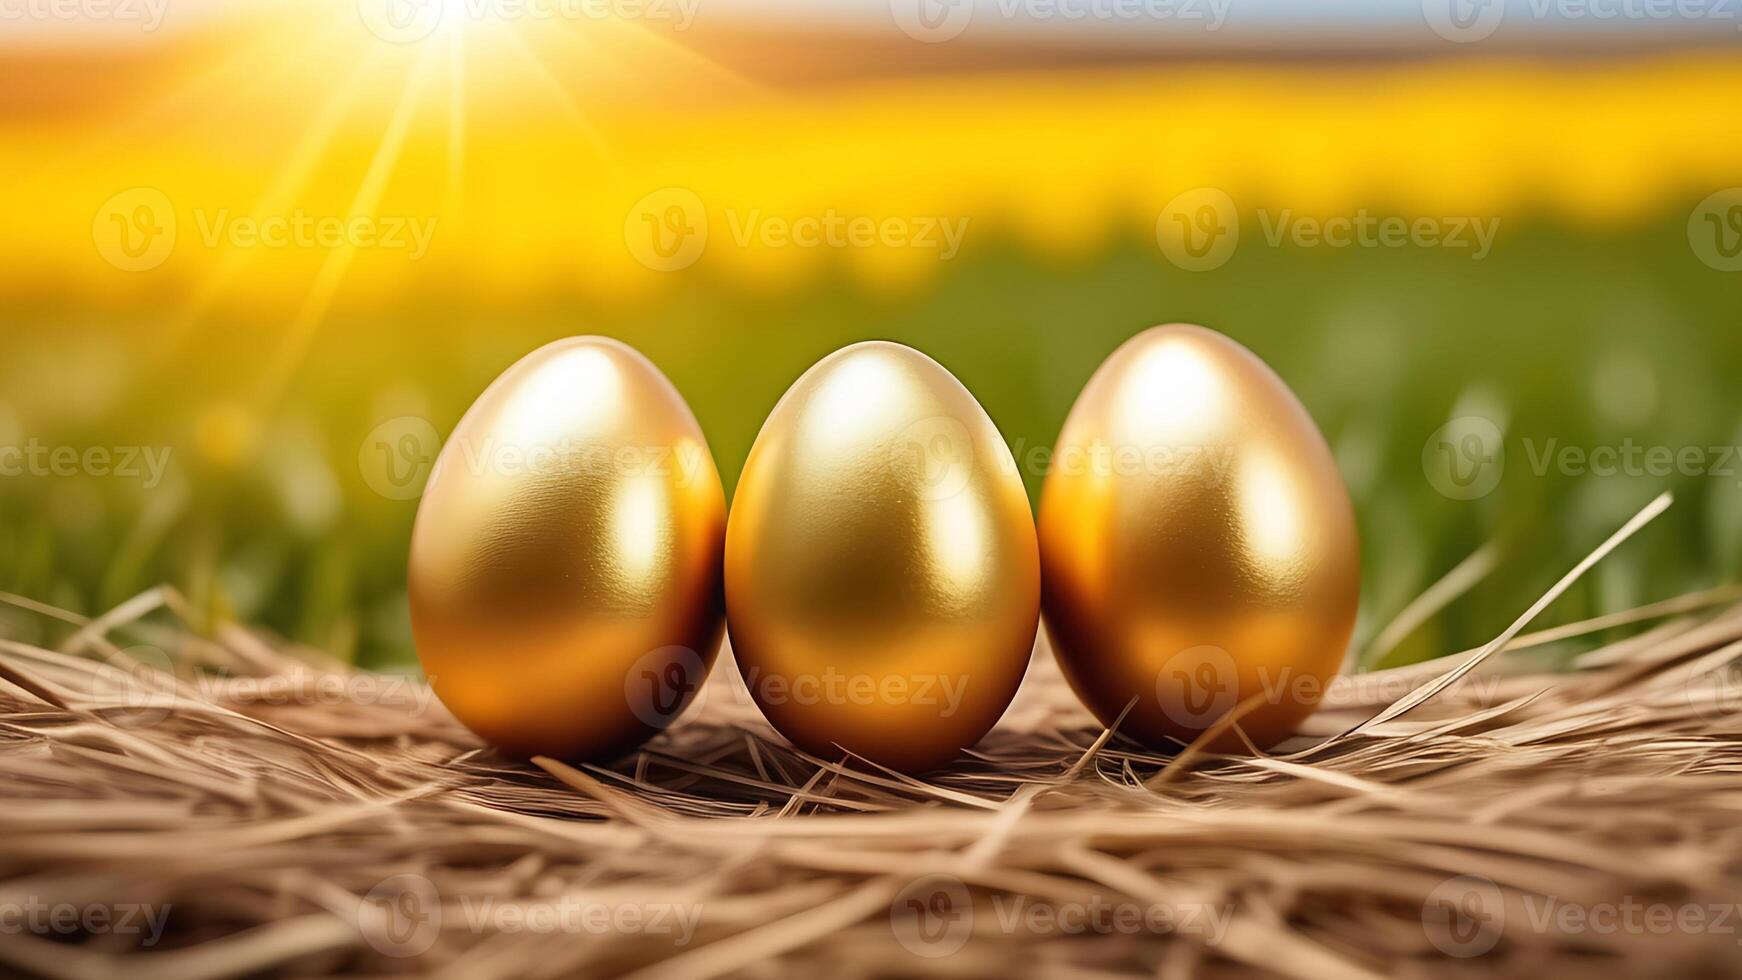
[2,15,1740,670]
[4,206,1740,668]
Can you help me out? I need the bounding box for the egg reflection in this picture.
[408,337,726,760]
[1039,324,1360,750]
[725,341,1040,772]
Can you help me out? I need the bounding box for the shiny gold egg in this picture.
[408,337,726,760]
[725,342,1041,772]
[1038,324,1360,751]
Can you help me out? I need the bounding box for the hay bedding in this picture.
[3,495,1742,978]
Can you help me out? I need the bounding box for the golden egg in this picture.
[408,337,726,759]
[1038,324,1360,751]
[725,342,1041,772]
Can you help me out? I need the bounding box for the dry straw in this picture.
[3,492,1742,978]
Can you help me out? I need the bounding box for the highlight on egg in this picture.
[724,341,1041,773]
[408,336,726,760]
[1038,324,1360,750]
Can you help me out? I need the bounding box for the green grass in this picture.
[3,205,1739,668]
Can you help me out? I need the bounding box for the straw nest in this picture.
[3,493,1742,979]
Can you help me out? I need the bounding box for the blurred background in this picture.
[2,0,1739,669]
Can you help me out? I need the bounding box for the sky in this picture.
[5,0,1742,46]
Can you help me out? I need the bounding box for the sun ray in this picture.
[254,44,442,409]
[445,30,467,235]
[496,23,616,163]
[150,46,389,364]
